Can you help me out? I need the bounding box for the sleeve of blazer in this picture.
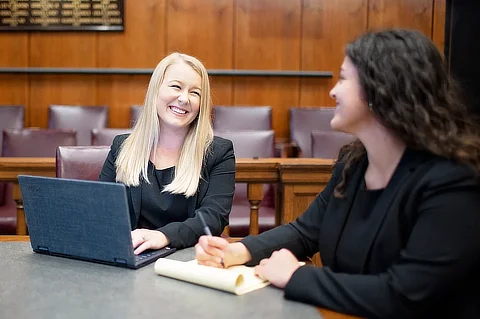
[241,162,343,265]
[99,134,127,182]
[284,164,480,319]
[159,138,236,248]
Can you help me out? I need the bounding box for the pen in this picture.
[198,211,225,268]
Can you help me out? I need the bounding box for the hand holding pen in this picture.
[197,211,225,268]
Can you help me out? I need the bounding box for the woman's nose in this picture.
[329,86,336,100]
[178,91,190,105]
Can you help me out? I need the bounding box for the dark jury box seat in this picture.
[213,106,272,131]
[214,130,276,236]
[48,105,108,146]
[289,107,335,157]
[56,146,110,181]
[311,130,356,159]
[91,128,132,146]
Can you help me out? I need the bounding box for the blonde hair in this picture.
[115,52,213,197]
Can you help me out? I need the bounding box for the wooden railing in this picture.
[0,157,334,236]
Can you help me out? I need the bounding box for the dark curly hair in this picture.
[334,28,480,198]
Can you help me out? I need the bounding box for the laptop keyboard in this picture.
[135,251,157,262]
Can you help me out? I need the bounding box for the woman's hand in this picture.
[195,236,253,268]
[254,249,301,288]
[131,229,170,255]
[195,235,229,268]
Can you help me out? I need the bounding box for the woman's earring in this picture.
[368,102,374,112]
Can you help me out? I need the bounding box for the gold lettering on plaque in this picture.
[1,0,123,29]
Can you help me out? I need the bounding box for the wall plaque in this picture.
[0,0,124,31]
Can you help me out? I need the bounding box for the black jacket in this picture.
[242,149,480,318]
[100,134,235,249]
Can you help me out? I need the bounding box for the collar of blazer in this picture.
[318,148,430,272]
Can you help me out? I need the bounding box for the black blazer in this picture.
[100,134,236,249]
[242,149,480,318]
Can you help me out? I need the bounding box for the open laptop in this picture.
[18,175,176,269]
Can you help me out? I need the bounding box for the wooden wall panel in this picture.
[29,75,98,128]
[300,0,368,108]
[235,0,301,70]
[234,0,302,139]
[234,77,300,139]
[166,0,233,68]
[96,0,166,128]
[211,76,234,107]
[96,75,150,128]
[28,33,98,127]
[368,0,434,36]
[97,0,166,68]
[0,34,28,67]
[433,0,446,55]
[166,0,234,111]
[0,34,29,125]
[30,33,97,67]
[0,0,446,137]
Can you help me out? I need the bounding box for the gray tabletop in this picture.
[0,242,321,319]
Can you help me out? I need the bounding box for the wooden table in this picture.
[0,235,360,319]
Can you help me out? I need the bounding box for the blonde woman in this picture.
[100,53,235,254]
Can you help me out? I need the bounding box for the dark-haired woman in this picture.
[195,29,480,319]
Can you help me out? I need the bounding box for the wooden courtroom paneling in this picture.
[211,76,234,107]
[166,0,235,109]
[432,0,446,55]
[30,33,97,68]
[29,74,99,128]
[233,0,302,139]
[96,0,167,128]
[0,0,444,136]
[97,0,166,68]
[0,34,28,68]
[96,75,150,128]
[300,0,368,108]
[166,0,233,68]
[29,33,97,127]
[0,34,29,125]
[368,0,434,35]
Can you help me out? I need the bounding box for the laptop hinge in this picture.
[114,258,127,265]
[37,246,50,254]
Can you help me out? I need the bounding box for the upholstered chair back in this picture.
[311,130,355,159]
[289,107,335,157]
[56,146,110,181]
[48,105,108,146]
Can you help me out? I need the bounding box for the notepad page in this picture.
[154,259,270,295]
